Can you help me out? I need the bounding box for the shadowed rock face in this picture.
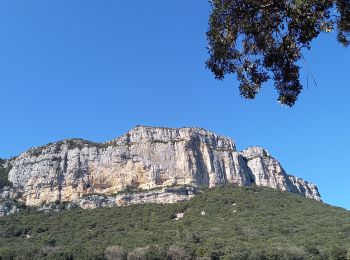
[6,126,321,206]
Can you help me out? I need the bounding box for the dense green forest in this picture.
[0,186,349,259]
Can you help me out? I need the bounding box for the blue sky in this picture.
[0,1,349,209]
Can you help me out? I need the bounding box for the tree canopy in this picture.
[206,0,350,106]
[1,186,350,259]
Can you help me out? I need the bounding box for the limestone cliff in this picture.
[4,126,321,207]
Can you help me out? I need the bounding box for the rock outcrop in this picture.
[239,147,320,200]
[78,186,199,209]
[3,126,321,207]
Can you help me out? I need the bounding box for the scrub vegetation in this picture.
[0,185,349,259]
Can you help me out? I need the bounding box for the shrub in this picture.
[127,247,149,260]
[0,186,349,259]
[0,164,12,189]
[167,245,190,260]
[329,246,348,260]
[104,246,126,260]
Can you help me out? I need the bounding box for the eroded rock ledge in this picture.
[1,126,321,210]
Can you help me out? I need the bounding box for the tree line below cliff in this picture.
[0,185,349,259]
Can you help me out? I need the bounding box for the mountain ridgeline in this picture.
[0,126,320,213]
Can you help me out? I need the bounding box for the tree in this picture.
[206,0,350,106]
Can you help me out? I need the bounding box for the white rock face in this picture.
[78,186,199,209]
[287,175,321,200]
[6,126,321,206]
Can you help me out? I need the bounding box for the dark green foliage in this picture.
[0,159,12,188]
[206,0,350,106]
[0,186,349,259]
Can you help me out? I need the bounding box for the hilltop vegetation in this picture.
[0,159,12,189]
[0,185,349,259]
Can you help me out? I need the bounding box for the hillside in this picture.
[0,185,349,259]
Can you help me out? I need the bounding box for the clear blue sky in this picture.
[0,1,349,209]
